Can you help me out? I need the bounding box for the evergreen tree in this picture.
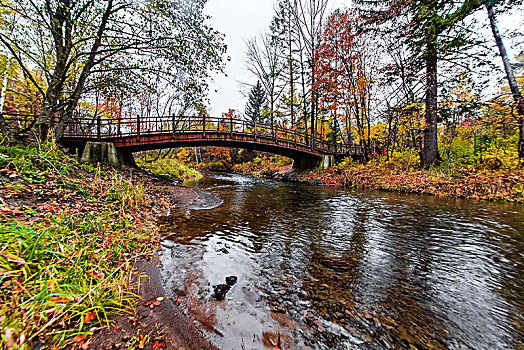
[245,81,267,126]
[356,0,485,166]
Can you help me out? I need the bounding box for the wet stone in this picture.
[213,284,230,301]
[273,306,287,314]
[226,275,238,286]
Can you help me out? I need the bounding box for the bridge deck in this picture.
[2,113,375,159]
[59,115,370,158]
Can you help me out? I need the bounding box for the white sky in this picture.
[203,1,523,117]
[204,0,275,117]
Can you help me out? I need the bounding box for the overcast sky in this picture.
[203,0,275,117]
[203,1,523,117]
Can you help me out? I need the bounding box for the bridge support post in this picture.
[97,114,101,140]
[137,115,141,141]
[80,141,136,167]
[292,155,335,170]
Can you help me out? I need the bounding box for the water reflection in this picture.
[158,173,524,349]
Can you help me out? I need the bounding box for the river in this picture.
[157,173,524,349]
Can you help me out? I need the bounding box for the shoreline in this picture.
[248,165,524,204]
[88,182,222,349]
[0,144,220,350]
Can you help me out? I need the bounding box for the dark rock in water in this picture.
[212,276,238,300]
[217,247,229,254]
[226,275,238,286]
[213,284,230,301]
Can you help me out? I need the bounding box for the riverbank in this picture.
[305,161,524,203]
[0,144,214,349]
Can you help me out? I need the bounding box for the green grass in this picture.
[136,157,202,180]
[0,212,151,349]
[0,143,163,349]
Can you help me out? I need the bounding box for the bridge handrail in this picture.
[1,112,376,156]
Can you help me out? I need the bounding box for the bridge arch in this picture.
[60,115,371,168]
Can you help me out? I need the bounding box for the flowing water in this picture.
[158,173,524,349]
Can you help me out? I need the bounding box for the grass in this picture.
[135,157,202,180]
[230,154,292,175]
[0,143,168,349]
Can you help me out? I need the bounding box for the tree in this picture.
[315,9,379,160]
[245,34,286,133]
[356,0,485,166]
[484,0,524,163]
[0,0,226,141]
[289,0,329,146]
[245,81,267,126]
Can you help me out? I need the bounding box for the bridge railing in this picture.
[55,114,374,156]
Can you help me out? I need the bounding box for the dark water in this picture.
[158,173,524,350]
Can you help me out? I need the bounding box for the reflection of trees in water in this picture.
[160,175,524,349]
[368,201,449,349]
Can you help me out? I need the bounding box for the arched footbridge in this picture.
[58,115,378,168]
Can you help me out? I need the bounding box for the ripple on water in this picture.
[159,173,524,349]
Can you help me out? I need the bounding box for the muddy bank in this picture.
[89,257,217,350]
[89,183,221,350]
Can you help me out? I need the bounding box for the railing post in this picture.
[203,114,206,138]
[137,114,141,141]
[275,125,278,144]
[254,123,257,140]
[172,115,175,137]
[230,114,233,137]
[97,113,101,140]
[117,118,121,136]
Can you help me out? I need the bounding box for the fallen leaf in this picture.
[72,334,86,344]
[152,340,166,349]
[138,334,147,349]
[2,253,26,266]
[84,311,96,324]
[48,296,72,304]
[81,339,92,349]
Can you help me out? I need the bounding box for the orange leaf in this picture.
[84,311,96,324]
[48,296,72,304]
[152,341,166,349]
[138,334,147,349]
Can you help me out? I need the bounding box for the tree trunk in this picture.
[486,4,524,162]
[421,48,440,167]
[0,64,17,143]
[54,0,114,141]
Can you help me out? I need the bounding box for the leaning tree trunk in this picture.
[486,4,524,162]
[421,46,440,167]
[34,82,63,141]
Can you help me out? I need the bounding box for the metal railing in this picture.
[2,113,375,156]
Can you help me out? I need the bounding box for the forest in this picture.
[240,0,524,169]
[0,0,524,349]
